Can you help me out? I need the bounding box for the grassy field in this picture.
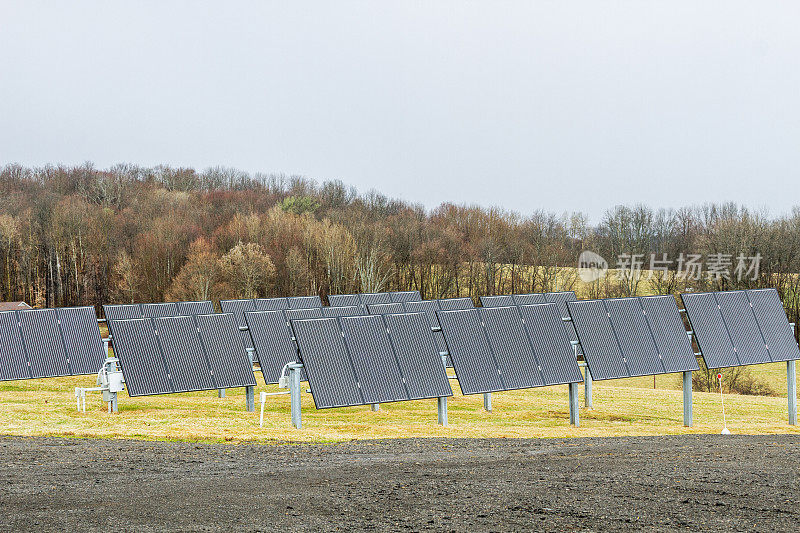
[1,369,797,443]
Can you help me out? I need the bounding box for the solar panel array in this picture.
[567,296,699,381]
[0,306,106,381]
[437,305,583,395]
[107,313,255,397]
[292,313,452,409]
[104,301,215,320]
[681,289,800,369]
[327,291,422,307]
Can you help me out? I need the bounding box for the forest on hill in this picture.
[1,162,800,322]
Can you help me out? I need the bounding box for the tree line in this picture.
[1,162,799,326]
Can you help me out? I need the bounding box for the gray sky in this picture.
[1,1,798,220]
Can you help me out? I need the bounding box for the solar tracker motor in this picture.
[97,357,125,408]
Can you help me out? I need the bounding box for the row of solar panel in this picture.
[0,307,106,381]
[107,313,255,396]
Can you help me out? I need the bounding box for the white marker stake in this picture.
[259,391,267,428]
[718,373,730,435]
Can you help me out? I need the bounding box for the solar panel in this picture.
[286,307,324,320]
[383,312,452,399]
[292,318,363,409]
[639,296,699,373]
[196,313,256,389]
[103,304,143,321]
[437,309,504,394]
[567,300,629,380]
[367,303,404,315]
[359,293,392,306]
[605,298,665,377]
[288,295,323,309]
[254,297,289,311]
[109,318,173,396]
[390,291,422,303]
[404,300,448,356]
[545,291,578,317]
[219,299,257,351]
[716,291,771,365]
[141,302,179,318]
[680,292,740,368]
[747,288,800,363]
[437,297,475,311]
[18,309,71,378]
[479,306,545,389]
[56,306,106,375]
[479,295,515,308]
[153,316,216,392]
[339,315,409,404]
[245,310,300,384]
[518,303,584,385]
[0,311,30,381]
[176,301,215,316]
[321,305,365,318]
[327,294,362,307]
[513,293,547,305]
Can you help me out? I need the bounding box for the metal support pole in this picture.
[109,392,118,414]
[103,339,110,357]
[569,382,579,427]
[218,389,226,398]
[245,386,255,412]
[371,404,380,411]
[289,363,303,429]
[437,396,448,426]
[483,392,492,412]
[788,360,797,426]
[683,371,693,427]
[584,365,593,410]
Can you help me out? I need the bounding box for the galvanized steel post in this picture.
[245,386,255,412]
[569,382,579,427]
[584,364,593,410]
[371,404,380,412]
[289,363,303,429]
[109,392,118,413]
[437,396,448,426]
[218,389,226,398]
[788,360,797,426]
[483,392,492,412]
[682,371,692,427]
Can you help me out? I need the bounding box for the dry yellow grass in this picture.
[1,370,797,443]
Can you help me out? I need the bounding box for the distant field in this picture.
[1,370,797,443]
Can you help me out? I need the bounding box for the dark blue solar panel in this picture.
[322,305,365,318]
[390,291,422,303]
[605,298,665,377]
[479,295,515,308]
[340,315,409,404]
[383,312,452,399]
[109,318,173,396]
[254,297,289,311]
[639,296,698,373]
[367,303,404,315]
[479,306,545,389]
[681,292,740,369]
[437,309,504,394]
[18,309,71,378]
[176,301,215,316]
[292,318,363,409]
[286,307,324,320]
[359,293,392,306]
[0,311,30,381]
[196,313,256,389]
[141,302,179,318]
[153,316,216,392]
[245,310,300,384]
[103,304,143,321]
[512,293,547,306]
[518,303,584,385]
[288,295,323,309]
[219,299,256,351]
[327,294,362,307]
[404,300,448,356]
[747,288,800,363]
[56,306,106,375]
[716,291,770,365]
[437,297,474,311]
[567,300,628,380]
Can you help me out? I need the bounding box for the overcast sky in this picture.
[1,1,798,220]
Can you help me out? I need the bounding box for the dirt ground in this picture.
[1,435,798,532]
